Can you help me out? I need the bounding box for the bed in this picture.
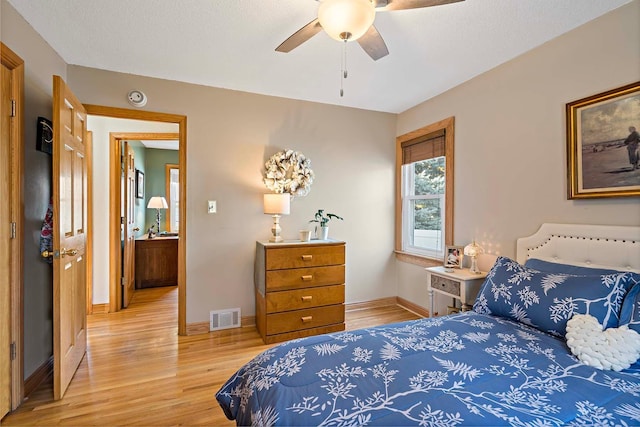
[216,223,640,426]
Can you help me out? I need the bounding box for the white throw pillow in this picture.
[565,314,640,371]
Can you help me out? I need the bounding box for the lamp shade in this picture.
[464,241,484,258]
[318,0,375,41]
[147,196,168,209]
[263,193,290,215]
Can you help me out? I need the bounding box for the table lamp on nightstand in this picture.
[464,241,484,274]
[264,193,290,243]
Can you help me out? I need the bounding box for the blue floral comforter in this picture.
[216,312,640,426]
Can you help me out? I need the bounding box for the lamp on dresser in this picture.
[263,193,290,243]
[147,196,168,236]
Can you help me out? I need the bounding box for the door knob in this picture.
[60,248,78,257]
[41,250,53,258]
[133,227,140,231]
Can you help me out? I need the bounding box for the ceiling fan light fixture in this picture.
[318,0,375,42]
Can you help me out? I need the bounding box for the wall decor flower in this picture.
[263,149,314,197]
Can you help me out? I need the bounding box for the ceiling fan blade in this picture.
[275,19,323,53]
[357,25,389,61]
[381,0,463,11]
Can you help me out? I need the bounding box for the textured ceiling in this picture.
[7,0,631,113]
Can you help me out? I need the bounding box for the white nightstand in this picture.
[426,266,488,317]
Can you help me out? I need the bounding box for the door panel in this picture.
[122,142,136,308]
[53,75,87,400]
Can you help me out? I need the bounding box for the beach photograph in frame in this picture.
[566,81,640,199]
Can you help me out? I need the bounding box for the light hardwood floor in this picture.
[1,287,421,426]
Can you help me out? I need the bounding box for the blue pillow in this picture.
[473,256,639,337]
[619,283,640,334]
[524,258,622,276]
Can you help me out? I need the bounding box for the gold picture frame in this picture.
[566,81,640,199]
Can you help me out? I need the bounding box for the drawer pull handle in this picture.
[302,255,313,261]
[301,275,313,281]
[301,295,313,302]
[301,316,313,323]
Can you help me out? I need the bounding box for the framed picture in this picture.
[566,81,640,199]
[36,116,53,155]
[444,245,463,269]
[135,170,144,199]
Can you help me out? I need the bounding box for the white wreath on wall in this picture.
[263,149,314,197]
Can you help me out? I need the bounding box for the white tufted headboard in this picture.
[516,223,640,273]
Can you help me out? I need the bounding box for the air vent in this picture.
[210,308,241,331]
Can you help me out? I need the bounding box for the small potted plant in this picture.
[309,209,343,240]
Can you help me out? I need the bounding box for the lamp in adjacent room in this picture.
[263,193,290,243]
[464,241,484,274]
[147,196,168,235]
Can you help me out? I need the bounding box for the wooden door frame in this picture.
[108,132,180,312]
[86,132,93,315]
[84,104,187,335]
[1,42,25,411]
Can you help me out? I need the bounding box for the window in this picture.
[395,117,454,263]
[165,163,180,232]
[402,156,445,257]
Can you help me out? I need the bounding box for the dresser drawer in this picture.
[266,265,345,291]
[265,244,345,270]
[430,275,461,296]
[266,284,344,313]
[266,304,345,335]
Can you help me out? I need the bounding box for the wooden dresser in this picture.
[134,236,178,289]
[254,240,346,344]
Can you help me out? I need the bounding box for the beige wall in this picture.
[1,0,68,378]
[396,1,640,313]
[68,66,398,323]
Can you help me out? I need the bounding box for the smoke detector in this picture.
[127,90,147,107]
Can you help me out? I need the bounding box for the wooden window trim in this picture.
[395,116,455,265]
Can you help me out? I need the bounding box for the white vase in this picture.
[320,226,329,240]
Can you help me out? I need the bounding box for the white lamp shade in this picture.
[318,0,375,41]
[464,241,484,257]
[263,193,290,215]
[147,196,168,209]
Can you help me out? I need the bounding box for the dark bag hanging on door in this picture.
[39,197,53,264]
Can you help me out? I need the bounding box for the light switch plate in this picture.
[208,200,216,214]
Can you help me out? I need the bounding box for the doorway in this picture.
[109,132,180,311]
[85,106,187,335]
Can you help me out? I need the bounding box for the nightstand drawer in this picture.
[266,305,345,335]
[265,245,345,270]
[430,275,461,296]
[266,265,345,291]
[265,284,344,313]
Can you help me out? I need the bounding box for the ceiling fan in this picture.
[276,0,464,61]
